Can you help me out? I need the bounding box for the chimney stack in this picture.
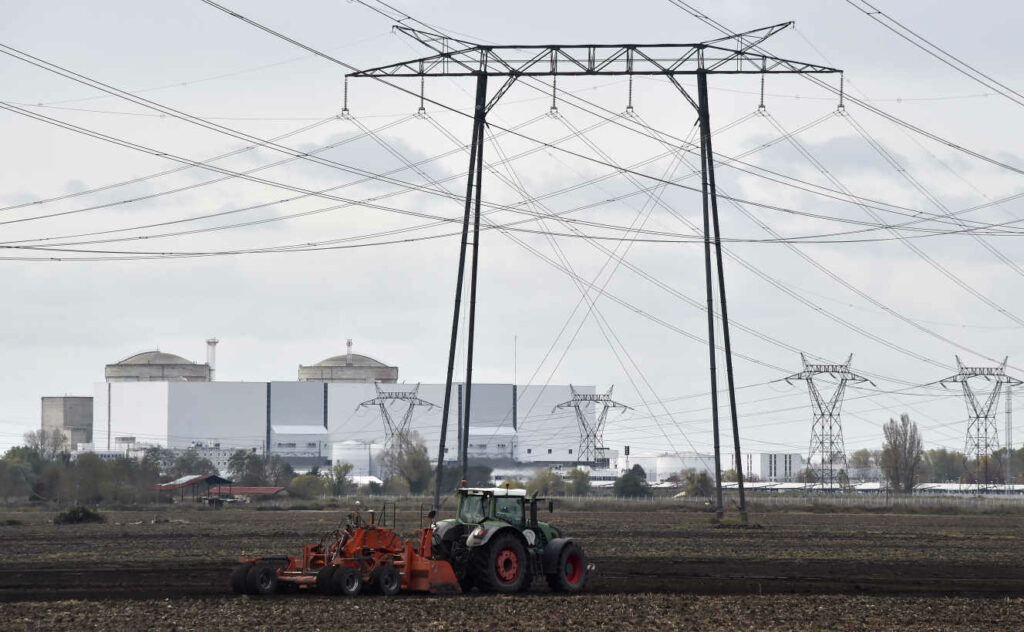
[346,338,353,366]
[206,338,219,381]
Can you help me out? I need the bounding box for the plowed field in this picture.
[1,502,1022,630]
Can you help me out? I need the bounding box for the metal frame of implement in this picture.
[348,22,842,520]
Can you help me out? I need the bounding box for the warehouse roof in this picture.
[114,350,197,366]
[151,473,232,491]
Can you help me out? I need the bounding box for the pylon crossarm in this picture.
[349,24,839,80]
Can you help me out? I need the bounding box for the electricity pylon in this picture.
[350,24,842,512]
[940,356,1022,487]
[787,354,870,490]
[553,386,630,465]
[357,383,436,454]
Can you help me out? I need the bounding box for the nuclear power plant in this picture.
[41,339,595,475]
[39,339,804,481]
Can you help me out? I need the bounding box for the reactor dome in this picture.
[105,350,211,382]
[298,339,398,383]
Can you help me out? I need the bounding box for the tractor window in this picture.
[494,497,524,525]
[458,495,486,524]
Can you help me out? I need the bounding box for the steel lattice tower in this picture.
[350,23,842,512]
[553,386,630,465]
[787,354,869,489]
[940,356,1021,485]
[357,383,436,453]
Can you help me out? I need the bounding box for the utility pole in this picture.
[553,386,630,466]
[787,354,870,490]
[1007,383,1013,485]
[349,23,841,513]
[940,356,1022,489]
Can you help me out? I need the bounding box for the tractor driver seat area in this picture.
[494,497,524,525]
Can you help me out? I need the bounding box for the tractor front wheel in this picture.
[546,543,587,593]
[246,563,279,595]
[333,567,363,596]
[474,534,528,594]
[230,563,253,594]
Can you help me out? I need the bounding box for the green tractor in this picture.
[431,487,593,594]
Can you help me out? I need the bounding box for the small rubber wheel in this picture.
[332,567,363,596]
[545,543,587,593]
[246,563,279,596]
[372,565,401,596]
[315,565,337,596]
[230,563,253,594]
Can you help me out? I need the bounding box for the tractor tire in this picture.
[371,565,401,596]
[472,533,528,594]
[545,543,587,593]
[332,567,363,597]
[457,572,476,594]
[230,563,253,594]
[315,565,337,596]
[246,563,279,596]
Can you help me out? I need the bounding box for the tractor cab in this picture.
[456,487,530,527]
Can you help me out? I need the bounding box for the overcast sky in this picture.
[2,0,1024,459]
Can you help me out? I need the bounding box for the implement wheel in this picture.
[333,567,363,596]
[315,566,337,596]
[372,566,401,596]
[246,563,279,595]
[230,563,253,594]
[473,533,527,594]
[546,543,587,593]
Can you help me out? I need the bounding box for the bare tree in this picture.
[381,432,432,495]
[23,429,68,461]
[881,414,923,493]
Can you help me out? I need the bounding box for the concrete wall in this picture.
[41,396,93,446]
[105,363,210,382]
[297,364,397,383]
[90,381,587,467]
[270,382,326,430]
[94,382,169,452]
[168,382,266,451]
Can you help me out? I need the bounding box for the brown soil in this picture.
[1,502,1023,630]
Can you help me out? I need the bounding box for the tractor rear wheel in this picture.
[246,563,279,595]
[315,565,337,595]
[473,533,527,594]
[230,563,253,594]
[545,543,587,593]
[332,567,363,596]
[371,565,401,596]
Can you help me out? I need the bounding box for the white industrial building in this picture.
[94,380,590,471]
[613,451,806,483]
[90,342,594,472]
[77,341,804,481]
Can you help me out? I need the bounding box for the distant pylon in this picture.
[357,383,436,453]
[553,386,630,465]
[787,354,871,490]
[940,356,1022,486]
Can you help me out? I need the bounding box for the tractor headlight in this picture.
[471,526,485,538]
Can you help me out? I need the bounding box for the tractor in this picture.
[431,486,593,593]
[229,487,593,596]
